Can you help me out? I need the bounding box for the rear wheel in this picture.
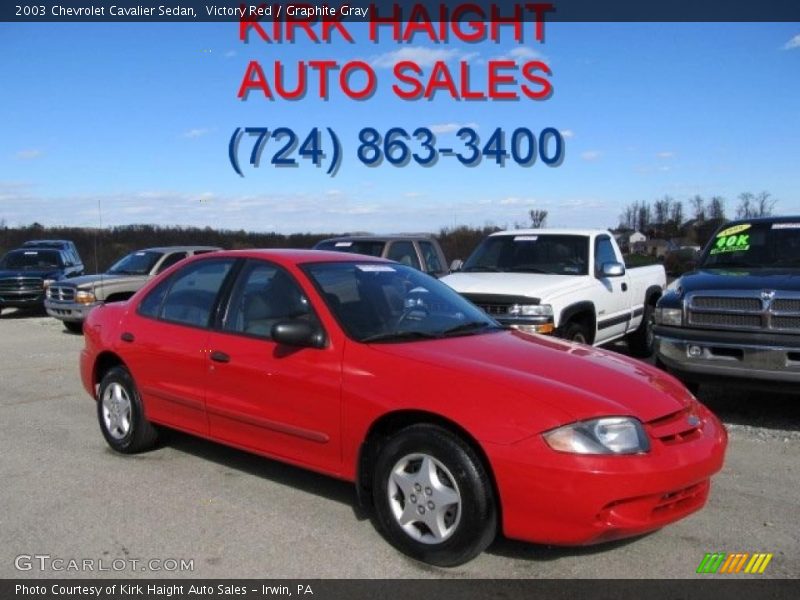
[372,424,497,567]
[627,302,655,357]
[97,366,158,453]
[64,321,83,334]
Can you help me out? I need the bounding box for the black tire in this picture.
[563,320,590,344]
[627,302,655,358]
[64,321,83,334]
[371,424,497,567]
[97,366,158,454]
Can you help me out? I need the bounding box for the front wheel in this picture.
[63,321,83,334]
[372,424,497,567]
[562,321,590,344]
[97,366,158,453]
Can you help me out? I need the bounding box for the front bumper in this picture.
[655,326,800,386]
[0,291,45,308]
[488,403,727,545]
[45,300,100,323]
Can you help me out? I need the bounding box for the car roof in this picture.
[489,228,610,237]
[22,240,74,247]
[719,216,800,226]
[191,248,391,266]
[136,246,223,253]
[317,234,437,243]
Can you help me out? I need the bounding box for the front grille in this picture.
[651,481,708,518]
[48,285,76,302]
[0,277,43,293]
[647,407,703,446]
[688,312,762,328]
[686,291,800,333]
[692,296,761,311]
[772,298,800,312]
[477,303,510,316]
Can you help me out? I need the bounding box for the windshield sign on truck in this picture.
[711,223,751,255]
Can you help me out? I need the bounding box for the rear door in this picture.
[204,260,343,473]
[122,258,237,435]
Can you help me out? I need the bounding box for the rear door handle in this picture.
[621,283,628,292]
[120,332,135,343]
[210,351,230,364]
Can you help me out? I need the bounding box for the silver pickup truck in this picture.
[45,246,219,332]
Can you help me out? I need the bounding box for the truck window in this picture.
[387,241,421,269]
[418,241,444,273]
[701,221,800,269]
[594,236,618,274]
[462,235,589,275]
[156,252,188,274]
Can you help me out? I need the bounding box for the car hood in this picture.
[0,268,60,279]
[441,272,583,300]
[676,268,800,293]
[369,330,692,424]
[55,273,145,289]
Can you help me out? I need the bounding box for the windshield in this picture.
[303,262,501,343]
[107,251,163,275]
[701,221,800,269]
[314,240,387,257]
[462,234,589,275]
[0,249,63,270]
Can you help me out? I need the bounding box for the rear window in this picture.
[315,240,386,257]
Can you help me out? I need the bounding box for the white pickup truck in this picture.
[441,229,666,356]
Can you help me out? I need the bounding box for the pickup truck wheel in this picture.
[627,303,655,358]
[372,424,497,567]
[97,366,158,454]
[63,321,83,334]
[563,321,590,344]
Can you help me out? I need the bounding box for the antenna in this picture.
[96,199,102,284]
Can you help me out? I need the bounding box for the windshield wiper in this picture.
[508,266,556,274]
[702,261,760,269]
[463,266,504,272]
[361,331,441,343]
[440,321,501,337]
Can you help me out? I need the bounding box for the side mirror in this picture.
[600,261,626,277]
[449,259,464,272]
[271,320,326,349]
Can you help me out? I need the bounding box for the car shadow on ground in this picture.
[0,307,46,319]
[696,386,800,432]
[161,429,368,519]
[486,533,648,561]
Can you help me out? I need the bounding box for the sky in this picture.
[1,20,799,234]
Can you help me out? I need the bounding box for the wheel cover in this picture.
[387,453,462,544]
[101,382,132,440]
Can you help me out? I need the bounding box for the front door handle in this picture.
[210,350,230,363]
[120,332,135,343]
[621,283,628,292]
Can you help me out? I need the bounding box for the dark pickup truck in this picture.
[654,216,800,391]
[0,245,84,314]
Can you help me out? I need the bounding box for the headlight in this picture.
[508,303,552,317]
[655,307,682,326]
[75,290,97,305]
[543,417,650,455]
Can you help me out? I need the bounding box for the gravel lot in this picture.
[1,310,798,579]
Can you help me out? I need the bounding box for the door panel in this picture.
[593,236,632,342]
[204,261,343,473]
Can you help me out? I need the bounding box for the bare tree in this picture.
[755,191,777,217]
[708,196,726,220]
[736,192,755,219]
[529,209,549,228]
[636,203,651,234]
[689,195,705,222]
[670,201,684,234]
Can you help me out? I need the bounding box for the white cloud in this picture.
[371,47,462,68]
[580,150,602,161]
[559,129,575,139]
[15,149,43,160]
[783,34,800,50]
[224,50,237,58]
[656,151,675,159]
[182,128,211,139]
[429,122,479,134]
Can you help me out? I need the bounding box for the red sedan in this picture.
[80,250,727,566]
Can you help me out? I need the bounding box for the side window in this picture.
[418,241,443,273]
[138,277,174,318]
[595,237,618,275]
[159,259,234,328]
[386,241,421,270]
[223,261,317,339]
[156,252,188,274]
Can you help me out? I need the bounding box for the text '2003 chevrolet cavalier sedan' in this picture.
[80,250,727,566]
